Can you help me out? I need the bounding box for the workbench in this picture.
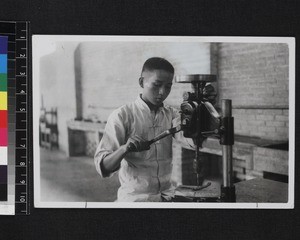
[163,178,288,203]
[235,178,288,203]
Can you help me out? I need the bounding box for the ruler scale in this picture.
[0,21,29,215]
[15,22,29,215]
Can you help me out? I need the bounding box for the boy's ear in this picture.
[139,77,144,88]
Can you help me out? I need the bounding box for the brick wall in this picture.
[233,108,289,140]
[216,43,289,141]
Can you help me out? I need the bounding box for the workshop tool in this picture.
[174,74,236,202]
[127,125,182,152]
[148,124,182,144]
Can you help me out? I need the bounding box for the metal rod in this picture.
[221,99,233,187]
[148,125,182,145]
[195,139,200,186]
[222,145,233,187]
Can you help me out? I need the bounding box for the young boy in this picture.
[94,57,196,202]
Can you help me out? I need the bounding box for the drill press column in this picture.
[220,99,236,202]
[221,99,233,187]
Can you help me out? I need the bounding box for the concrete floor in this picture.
[39,148,223,203]
[40,148,120,202]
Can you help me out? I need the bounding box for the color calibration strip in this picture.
[0,36,8,202]
[0,21,15,215]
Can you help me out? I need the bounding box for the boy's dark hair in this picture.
[141,57,174,75]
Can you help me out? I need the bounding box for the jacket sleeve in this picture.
[94,110,127,178]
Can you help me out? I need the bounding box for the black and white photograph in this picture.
[33,36,295,208]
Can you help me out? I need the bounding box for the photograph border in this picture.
[33,35,295,209]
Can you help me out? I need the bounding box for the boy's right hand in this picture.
[125,136,150,152]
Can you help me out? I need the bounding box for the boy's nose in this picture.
[159,87,165,95]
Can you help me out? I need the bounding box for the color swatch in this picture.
[0,35,8,201]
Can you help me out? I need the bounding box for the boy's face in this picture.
[140,69,174,106]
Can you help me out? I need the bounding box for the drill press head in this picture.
[175,74,217,143]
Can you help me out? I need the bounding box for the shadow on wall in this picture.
[75,41,211,123]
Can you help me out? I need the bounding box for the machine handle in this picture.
[148,125,182,144]
[127,125,182,152]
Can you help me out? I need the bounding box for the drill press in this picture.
[175,74,236,202]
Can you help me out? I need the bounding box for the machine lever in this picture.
[127,125,182,152]
[148,125,182,144]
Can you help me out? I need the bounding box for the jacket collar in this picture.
[136,94,164,113]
